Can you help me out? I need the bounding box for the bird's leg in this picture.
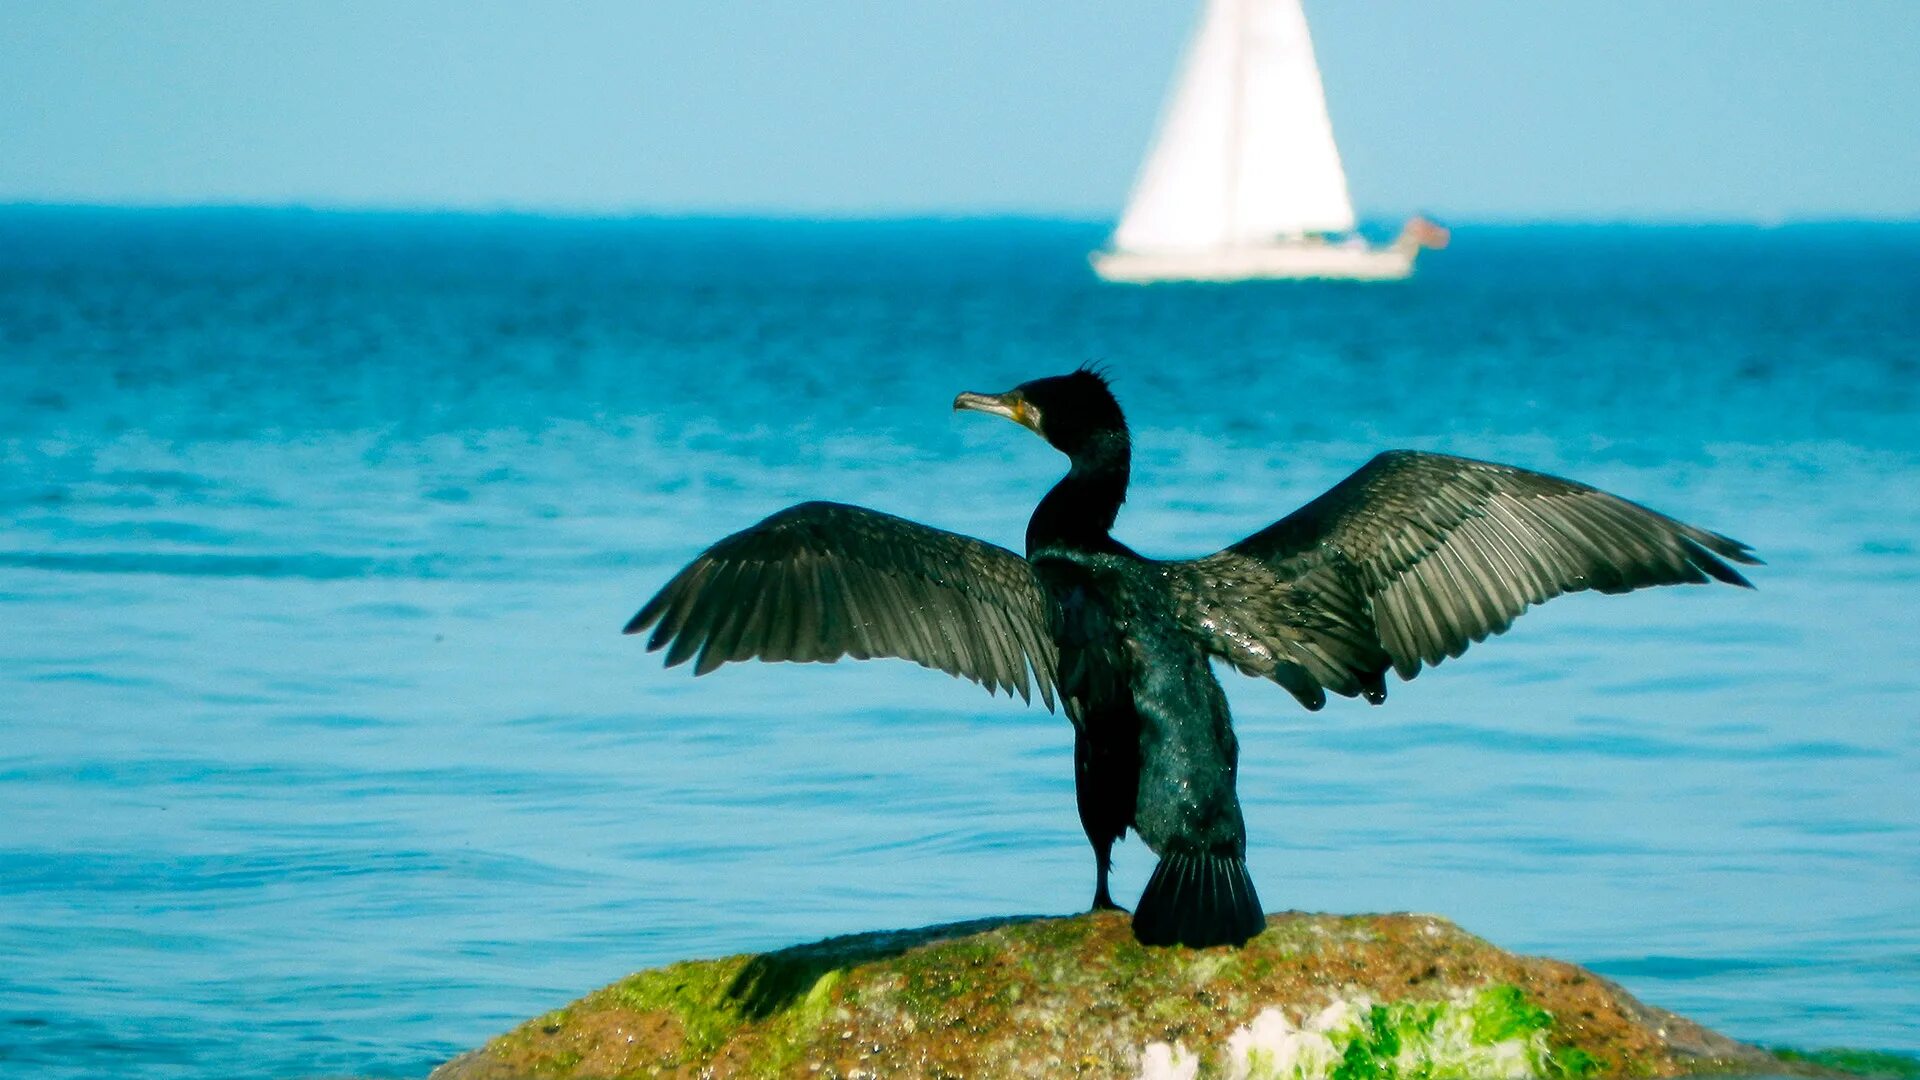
[1091,839,1125,912]
[1073,717,1137,914]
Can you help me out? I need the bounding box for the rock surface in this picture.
[429,911,1813,1079]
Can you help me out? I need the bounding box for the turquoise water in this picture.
[1,208,1916,1078]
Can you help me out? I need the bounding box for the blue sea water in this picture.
[0,207,1916,1078]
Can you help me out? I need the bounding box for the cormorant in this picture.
[626,368,1759,949]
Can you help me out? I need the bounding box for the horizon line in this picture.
[3,199,1918,230]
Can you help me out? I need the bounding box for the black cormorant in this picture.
[626,368,1759,949]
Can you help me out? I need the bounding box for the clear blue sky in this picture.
[3,1,1916,221]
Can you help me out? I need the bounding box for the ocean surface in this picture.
[1,207,1916,1078]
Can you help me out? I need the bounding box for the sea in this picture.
[1,207,1916,1078]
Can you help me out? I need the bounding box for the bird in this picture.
[624,367,1759,949]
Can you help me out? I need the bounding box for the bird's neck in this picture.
[1027,432,1130,555]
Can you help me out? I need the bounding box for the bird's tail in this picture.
[1131,851,1266,948]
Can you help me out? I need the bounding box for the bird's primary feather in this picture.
[627,500,1057,709]
[1170,450,1759,703]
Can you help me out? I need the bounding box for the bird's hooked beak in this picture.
[953,389,1043,436]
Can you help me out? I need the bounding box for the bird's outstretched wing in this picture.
[626,501,1057,708]
[1171,451,1760,709]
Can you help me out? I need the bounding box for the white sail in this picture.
[1111,0,1356,254]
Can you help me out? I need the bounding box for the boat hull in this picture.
[1090,242,1415,283]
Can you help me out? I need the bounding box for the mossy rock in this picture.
[429,911,1860,1079]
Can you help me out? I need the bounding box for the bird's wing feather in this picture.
[626,501,1057,708]
[1173,451,1759,705]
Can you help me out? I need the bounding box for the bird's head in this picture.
[953,367,1128,460]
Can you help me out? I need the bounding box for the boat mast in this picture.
[1225,0,1246,249]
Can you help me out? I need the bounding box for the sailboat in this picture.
[1091,0,1445,284]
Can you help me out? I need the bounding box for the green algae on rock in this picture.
[429,911,1801,1080]
[1137,984,1599,1080]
